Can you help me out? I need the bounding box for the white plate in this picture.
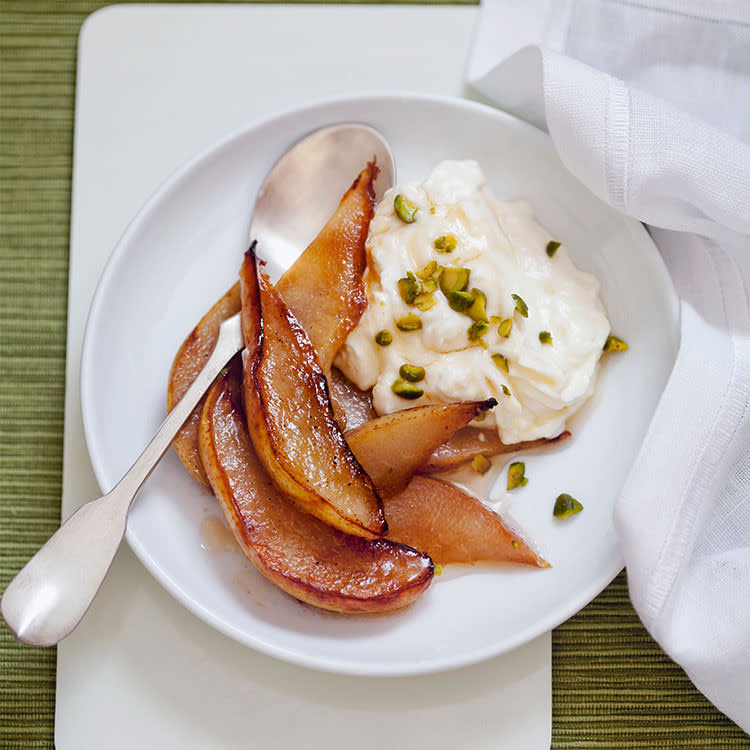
[81,92,679,676]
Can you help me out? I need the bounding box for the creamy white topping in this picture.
[335,161,610,444]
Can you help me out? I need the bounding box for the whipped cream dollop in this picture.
[334,161,610,444]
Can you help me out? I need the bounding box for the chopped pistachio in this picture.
[467,289,489,323]
[395,314,422,331]
[447,290,476,312]
[439,267,471,295]
[553,493,583,519]
[507,461,528,490]
[489,315,502,324]
[539,331,552,345]
[474,408,488,421]
[374,329,392,346]
[399,363,426,382]
[498,317,513,338]
[391,379,424,400]
[603,334,628,352]
[501,384,511,398]
[414,292,437,311]
[492,353,509,373]
[512,293,529,318]
[468,321,490,341]
[433,234,457,253]
[471,454,492,475]
[394,194,418,223]
[421,278,438,293]
[511,540,519,550]
[397,274,419,304]
[429,207,436,215]
[434,562,443,575]
[416,260,437,279]
[546,240,561,257]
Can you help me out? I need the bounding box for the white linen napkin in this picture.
[467,0,750,732]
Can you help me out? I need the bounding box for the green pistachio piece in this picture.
[512,293,529,318]
[434,562,443,575]
[416,260,438,279]
[511,540,519,550]
[391,379,424,400]
[447,290,475,312]
[546,240,561,257]
[397,274,420,305]
[439,267,470,295]
[553,493,583,519]
[399,363,426,382]
[471,454,492,475]
[498,317,513,337]
[421,278,438,293]
[467,288,489,323]
[434,234,457,253]
[603,334,628,352]
[491,353,509,373]
[395,314,422,331]
[394,194,418,223]
[375,329,393,346]
[539,331,552,345]
[468,321,490,341]
[501,384,511,397]
[413,293,437,311]
[507,461,528,490]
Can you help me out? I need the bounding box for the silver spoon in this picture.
[1,123,395,647]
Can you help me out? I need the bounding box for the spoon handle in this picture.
[1,314,244,647]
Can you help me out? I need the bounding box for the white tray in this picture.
[57,5,551,748]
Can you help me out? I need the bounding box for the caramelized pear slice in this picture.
[329,367,376,431]
[346,400,496,496]
[385,475,548,568]
[419,428,572,474]
[275,162,376,376]
[167,283,242,487]
[241,247,387,539]
[199,371,433,613]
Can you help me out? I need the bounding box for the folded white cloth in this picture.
[467,0,750,732]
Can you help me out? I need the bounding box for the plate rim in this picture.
[80,90,679,676]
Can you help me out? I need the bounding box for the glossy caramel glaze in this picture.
[346,400,496,496]
[241,247,387,539]
[167,282,242,487]
[199,370,433,613]
[385,475,549,568]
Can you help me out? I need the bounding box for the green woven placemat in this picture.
[1,2,747,748]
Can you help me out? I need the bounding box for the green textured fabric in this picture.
[0,2,747,748]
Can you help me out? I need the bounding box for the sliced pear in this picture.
[241,246,387,539]
[199,369,433,613]
[166,282,241,487]
[385,475,548,568]
[346,400,496,496]
[419,428,572,474]
[275,162,376,377]
[328,366,376,431]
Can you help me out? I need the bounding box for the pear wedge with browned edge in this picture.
[199,369,433,613]
[419,428,571,474]
[385,475,549,568]
[241,246,387,539]
[167,282,242,487]
[346,400,496,496]
[275,162,376,378]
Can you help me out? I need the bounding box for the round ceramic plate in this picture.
[81,93,679,676]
